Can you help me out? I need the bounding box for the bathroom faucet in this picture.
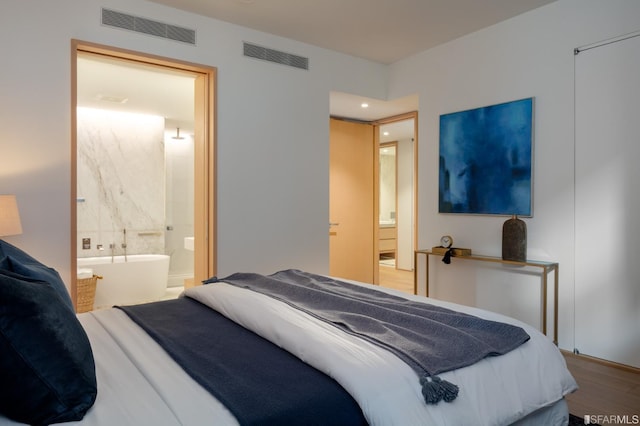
[121,229,128,262]
[109,243,115,263]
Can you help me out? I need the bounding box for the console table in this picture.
[414,249,559,344]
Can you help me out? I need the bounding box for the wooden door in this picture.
[329,118,376,283]
[193,71,217,285]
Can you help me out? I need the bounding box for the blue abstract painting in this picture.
[439,98,533,216]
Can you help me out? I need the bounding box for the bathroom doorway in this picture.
[71,40,216,308]
[376,113,417,294]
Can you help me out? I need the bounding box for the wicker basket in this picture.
[76,275,102,313]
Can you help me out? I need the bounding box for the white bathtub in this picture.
[78,254,170,309]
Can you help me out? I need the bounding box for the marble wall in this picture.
[77,107,165,258]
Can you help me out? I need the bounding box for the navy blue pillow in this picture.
[0,270,97,425]
[0,240,74,311]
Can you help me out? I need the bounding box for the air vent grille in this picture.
[101,8,196,45]
[243,42,309,70]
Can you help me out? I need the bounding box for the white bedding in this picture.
[0,279,577,426]
[187,281,577,426]
[0,307,235,426]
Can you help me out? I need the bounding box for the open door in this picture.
[329,118,376,283]
[193,71,217,285]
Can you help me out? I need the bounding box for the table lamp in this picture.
[0,195,23,237]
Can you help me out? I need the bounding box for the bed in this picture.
[0,241,577,425]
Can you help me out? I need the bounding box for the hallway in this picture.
[378,265,414,294]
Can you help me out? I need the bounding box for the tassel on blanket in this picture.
[419,375,459,404]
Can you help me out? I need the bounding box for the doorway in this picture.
[70,40,216,309]
[376,113,417,294]
[574,32,640,368]
[329,112,417,293]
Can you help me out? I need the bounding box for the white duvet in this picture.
[0,279,577,426]
[187,281,577,426]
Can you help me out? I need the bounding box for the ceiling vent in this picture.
[243,42,309,70]
[101,8,196,45]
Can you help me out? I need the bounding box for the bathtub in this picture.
[77,254,170,309]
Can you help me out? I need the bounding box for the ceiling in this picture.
[77,53,196,131]
[77,0,556,139]
[147,0,556,65]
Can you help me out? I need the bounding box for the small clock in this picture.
[440,235,453,248]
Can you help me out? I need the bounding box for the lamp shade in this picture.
[0,195,23,237]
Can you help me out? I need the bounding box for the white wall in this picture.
[0,0,387,284]
[3,0,638,354]
[164,128,195,284]
[389,0,640,350]
[379,148,396,222]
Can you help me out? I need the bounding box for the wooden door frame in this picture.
[374,111,418,279]
[70,40,216,309]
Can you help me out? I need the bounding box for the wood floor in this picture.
[378,264,414,294]
[563,351,640,418]
[378,265,640,419]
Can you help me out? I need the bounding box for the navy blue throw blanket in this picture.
[208,269,531,405]
[118,298,367,426]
